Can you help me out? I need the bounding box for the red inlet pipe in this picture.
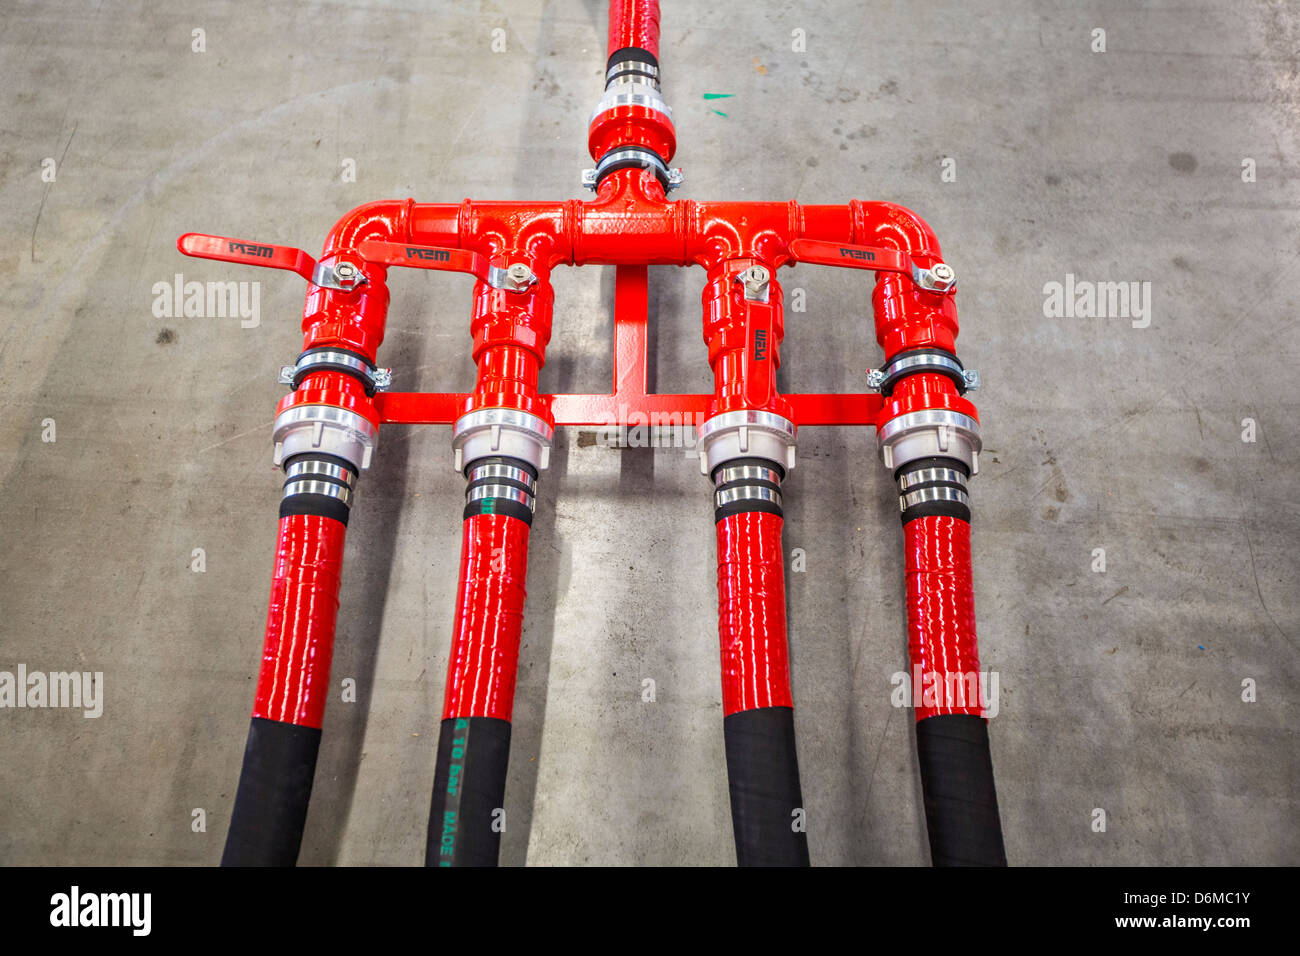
[713,496,808,867]
[426,492,535,868]
[717,511,792,716]
[904,515,981,721]
[442,513,530,722]
[219,204,394,867]
[905,512,1005,865]
[252,515,347,727]
[608,0,660,60]
[705,246,808,864]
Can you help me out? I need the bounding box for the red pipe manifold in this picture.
[182,0,1004,868]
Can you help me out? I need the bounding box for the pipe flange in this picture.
[272,404,379,472]
[696,409,797,476]
[589,79,673,125]
[877,409,981,475]
[452,407,554,473]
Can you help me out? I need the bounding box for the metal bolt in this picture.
[913,261,956,293]
[507,263,533,283]
[334,261,357,279]
[739,264,771,301]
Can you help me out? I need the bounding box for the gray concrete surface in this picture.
[0,0,1296,866]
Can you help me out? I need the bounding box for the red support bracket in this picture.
[374,264,883,428]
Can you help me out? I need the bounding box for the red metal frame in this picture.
[369,263,884,428]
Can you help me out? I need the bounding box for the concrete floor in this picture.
[1,0,1296,866]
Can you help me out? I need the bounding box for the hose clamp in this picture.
[452,407,554,473]
[697,409,797,475]
[866,350,979,396]
[582,147,681,192]
[877,409,981,474]
[278,349,392,395]
[284,458,357,486]
[466,483,534,512]
[272,404,379,472]
[281,478,354,507]
[899,485,968,513]
[715,484,782,510]
[606,59,660,88]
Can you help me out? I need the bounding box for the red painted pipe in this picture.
[716,511,793,716]
[608,0,660,59]
[442,513,530,723]
[904,515,982,720]
[425,471,536,867]
[252,514,348,728]
[713,484,807,866]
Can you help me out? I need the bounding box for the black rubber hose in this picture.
[221,716,321,866]
[915,714,1007,866]
[722,707,811,866]
[425,717,512,866]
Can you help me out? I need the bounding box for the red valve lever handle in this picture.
[787,238,913,275]
[741,297,776,409]
[356,240,490,283]
[177,233,490,286]
[177,233,317,282]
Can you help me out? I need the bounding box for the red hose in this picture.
[442,513,530,722]
[904,515,983,720]
[252,514,347,729]
[608,0,660,60]
[716,511,793,716]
